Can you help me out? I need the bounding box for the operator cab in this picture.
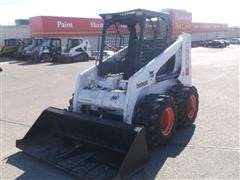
[4,39,21,46]
[97,9,172,79]
[66,38,84,52]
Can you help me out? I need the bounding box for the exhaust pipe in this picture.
[16,107,149,179]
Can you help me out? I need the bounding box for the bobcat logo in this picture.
[136,80,148,88]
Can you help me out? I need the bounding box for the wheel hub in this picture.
[187,95,197,119]
[160,107,174,136]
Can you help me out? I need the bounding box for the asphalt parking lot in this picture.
[0,45,239,179]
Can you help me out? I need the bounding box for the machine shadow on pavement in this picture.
[5,125,195,180]
[6,60,43,66]
[1,59,88,66]
[132,125,196,179]
[6,59,60,66]
[46,61,90,66]
[5,152,75,180]
[0,58,14,62]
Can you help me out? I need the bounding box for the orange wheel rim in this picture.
[161,107,174,136]
[187,95,197,119]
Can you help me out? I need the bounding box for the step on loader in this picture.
[17,9,199,179]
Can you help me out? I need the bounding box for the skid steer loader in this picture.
[60,38,91,63]
[17,9,199,179]
[0,38,22,58]
[41,38,62,62]
[16,38,33,60]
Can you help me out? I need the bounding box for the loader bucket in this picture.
[16,107,149,179]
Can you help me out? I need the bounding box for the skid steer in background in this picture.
[16,38,33,60]
[0,39,22,58]
[32,38,61,62]
[18,38,43,60]
[17,9,199,179]
[60,38,91,63]
[40,38,62,62]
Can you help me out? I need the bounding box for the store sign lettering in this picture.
[57,21,73,28]
[175,22,191,31]
[90,22,103,28]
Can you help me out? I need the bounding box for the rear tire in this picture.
[169,85,199,126]
[80,53,89,61]
[135,95,177,146]
[72,53,89,62]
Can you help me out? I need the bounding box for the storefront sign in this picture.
[192,23,228,32]
[170,10,192,35]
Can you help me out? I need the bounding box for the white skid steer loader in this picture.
[17,9,199,179]
[60,38,91,63]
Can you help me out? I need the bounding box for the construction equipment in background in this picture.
[32,38,62,62]
[19,38,43,60]
[60,38,91,63]
[23,38,33,46]
[16,38,42,60]
[0,38,22,58]
[16,38,33,60]
[19,38,91,63]
[17,9,199,179]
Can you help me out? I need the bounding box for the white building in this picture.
[0,25,30,45]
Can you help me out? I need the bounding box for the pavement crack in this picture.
[0,119,31,127]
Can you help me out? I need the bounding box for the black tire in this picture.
[72,53,89,62]
[16,52,21,60]
[135,95,177,146]
[59,56,72,63]
[42,53,52,62]
[68,93,74,111]
[80,53,89,61]
[169,85,199,126]
[32,52,40,62]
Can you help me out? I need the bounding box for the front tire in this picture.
[42,53,52,62]
[68,93,74,112]
[135,95,177,146]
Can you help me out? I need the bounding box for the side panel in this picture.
[73,66,98,112]
[124,35,184,124]
[178,33,192,85]
[77,89,126,111]
[69,40,92,57]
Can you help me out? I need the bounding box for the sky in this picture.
[0,0,238,26]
